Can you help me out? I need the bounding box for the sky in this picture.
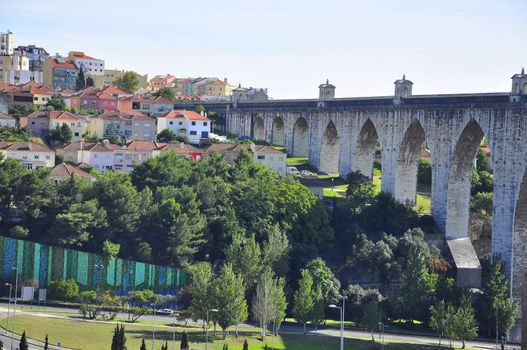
[2,0,526,99]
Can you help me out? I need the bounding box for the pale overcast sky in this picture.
[2,0,526,99]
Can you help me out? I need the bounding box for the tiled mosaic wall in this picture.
[0,236,187,292]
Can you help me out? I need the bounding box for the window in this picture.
[201,131,209,138]
[258,155,265,160]
[203,122,208,126]
[169,121,173,125]
[179,122,183,125]
[94,154,98,159]
[190,131,197,136]
[70,122,75,126]
[46,155,50,160]
[27,164,33,170]
[74,132,79,137]
[191,121,196,126]
[31,121,35,125]
[144,123,150,127]
[34,155,40,160]
[33,97,38,101]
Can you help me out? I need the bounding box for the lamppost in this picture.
[11,267,18,350]
[94,263,104,293]
[329,295,345,350]
[4,283,12,335]
[378,322,385,350]
[205,309,218,350]
[172,312,179,350]
[151,303,157,350]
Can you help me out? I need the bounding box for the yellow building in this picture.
[103,69,149,88]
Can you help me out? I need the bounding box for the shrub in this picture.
[49,279,79,300]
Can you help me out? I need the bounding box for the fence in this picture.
[0,236,187,293]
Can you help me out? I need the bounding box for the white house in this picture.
[0,112,16,127]
[157,110,210,144]
[62,141,119,172]
[0,141,55,169]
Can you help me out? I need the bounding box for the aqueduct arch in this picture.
[271,117,285,146]
[252,116,265,141]
[513,167,527,300]
[394,120,427,205]
[319,121,340,173]
[352,119,379,179]
[445,119,486,240]
[292,117,309,157]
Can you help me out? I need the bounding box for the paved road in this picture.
[0,302,520,350]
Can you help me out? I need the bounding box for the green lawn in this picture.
[0,315,468,350]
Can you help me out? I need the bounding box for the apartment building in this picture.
[92,111,156,141]
[157,110,210,144]
[0,141,55,169]
[43,56,78,90]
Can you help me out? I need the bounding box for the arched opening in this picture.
[271,117,285,146]
[446,120,486,239]
[252,116,265,141]
[353,119,380,181]
[292,117,309,157]
[394,120,426,205]
[319,120,339,174]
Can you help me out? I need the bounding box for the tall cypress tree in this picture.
[76,68,86,90]
[111,324,119,350]
[140,338,147,350]
[119,324,127,350]
[19,331,29,350]
[242,339,248,350]
[44,334,49,350]
[180,331,189,350]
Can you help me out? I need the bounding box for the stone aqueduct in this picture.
[176,71,527,340]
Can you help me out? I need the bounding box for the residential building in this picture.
[232,85,269,102]
[68,51,105,87]
[157,110,210,144]
[66,86,119,113]
[113,140,164,172]
[0,112,16,127]
[99,86,130,99]
[0,31,13,55]
[205,143,286,176]
[92,111,156,141]
[14,45,49,72]
[118,95,173,116]
[27,111,89,141]
[0,141,55,169]
[6,81,54,106]
[161,142,204,160]
[62,141,119,171]
[0,51,43,85]
[43,56,78,90]
[204,78,235,97]
[51,162,96,183]
[149,74,177,91]
[102,69,149,88]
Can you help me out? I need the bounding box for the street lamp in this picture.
[4,283,12,335]
[378,322,385,350]
[94,263,104,293]
[151,302,157,350]
[205,309,219,350]
[11,267,18,350]
[329,300,344,350]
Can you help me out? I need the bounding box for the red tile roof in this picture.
[52,163,96,180]
[0,112,14,120]
[119,95,173,104]
[0,141,52,152]
[64,141,120,152]
[49,57,77,69]
[27,111,82,121]
[124,140,164,151]
[98,111,154,121]
[101,86,129,96]
[69,51,97,60]
[160,110,209,121]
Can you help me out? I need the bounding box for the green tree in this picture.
[140,339,147,350]
[49,199,108,247]
[114,71,140,94]
[225,233,262,288]
[102,240,121,267]
[86,76,95,87]
[76,68,86,90]
[157,128,178,143]
[242,339,248,350]
[399,249,437,322]
[451,295,478,349]
[19,331,29,350]
[47,123,72,147]
[417,158,432,186]
[180,331,189,350]
[0,156,28,225]
[188,262,213,328]
[44,334,49,350]
[310,287,325,334]
[305,258,341,304]
[361,300,382,341]
[429,300,447,346]
[155,87,176,101]
[211,263,248,338]
[292,269,315,334]
[472,192,493,216]
[482,256,519,338]
[252,268,286,339]
[345,171,375,214]
[49,279,79,300]
[46,94,66,110]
